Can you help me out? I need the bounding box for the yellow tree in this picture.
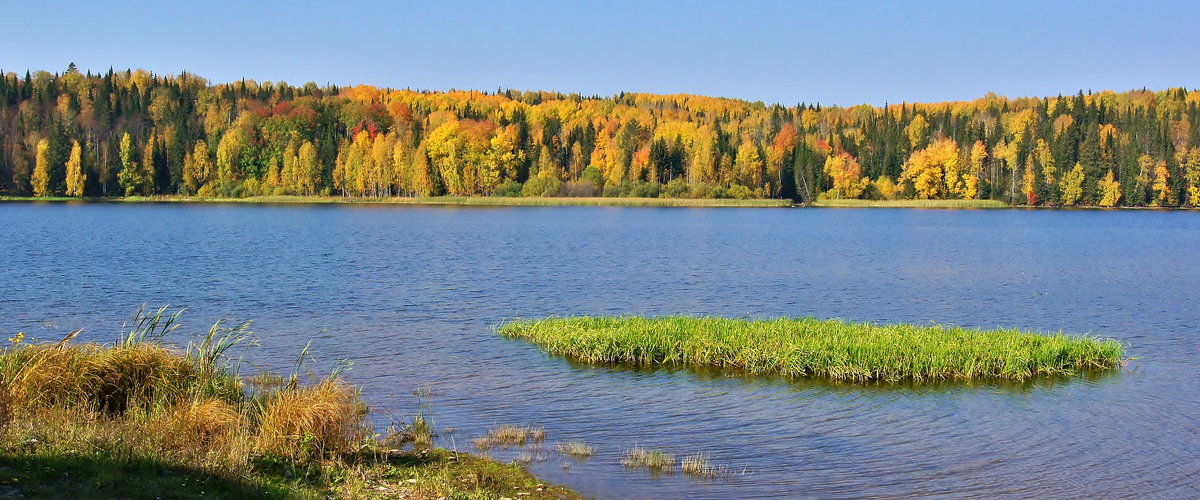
[965,140,987,199]
[690,125,716,184]
[1034,138,1056,187]
[1151,159,1172,206]
[483,125,523,194]
[410,143,436,197]
[117,132,152,196]
[333,138,350,195]
[425,121,467,195]
[1183,149,1200,206]
[215,130,243,187]
[1022,153,1037,205]
[1060,162,1085,206]
[906,114,929,149]
[902,138,960,199]
[373,133,396,196]
[32,139,52,197]
[183,141,212,194]
[824,153,868,199]
[733,138,763,188]
[296,141,319,195]
[1098,170,1121,207]
[65,140,85,197]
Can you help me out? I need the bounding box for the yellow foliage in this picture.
[32,139,52,197]
[823,153,868,199]
[901,138,963,199]
[873,176,900,200]
[1098,170,1122,207]
[1060,162,1085,206]
[905,115,929,149]
[1183,149,1200,206]
[65,141,85,197]
[1151,159,1172,206]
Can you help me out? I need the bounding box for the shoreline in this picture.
[4,195,1194,210]
[0,194,792,208]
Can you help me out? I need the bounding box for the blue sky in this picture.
[3,0,1197,106]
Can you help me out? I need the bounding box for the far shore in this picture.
[4,195,1196,210]
[0,194,792,208]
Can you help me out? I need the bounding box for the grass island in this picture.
[499,316,1126,383]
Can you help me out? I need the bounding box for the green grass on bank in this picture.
[0,309,580,500]
[1,194,790,207]
[498,316,1126,383]
[811,198,1010,208]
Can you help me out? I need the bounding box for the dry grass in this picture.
[255,380,362,460]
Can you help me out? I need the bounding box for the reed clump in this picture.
[620,446,675,471]
[473,424,546,450]
[555,441,596,458]
[498,316,1128,383]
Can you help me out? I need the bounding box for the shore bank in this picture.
[0,314,581,499]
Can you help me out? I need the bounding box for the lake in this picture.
[1,203,1196,499]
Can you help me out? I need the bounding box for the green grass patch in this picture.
[812,198,1009,208]
[498,316,1126,383]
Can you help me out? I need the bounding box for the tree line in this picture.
[3,64,1199,207]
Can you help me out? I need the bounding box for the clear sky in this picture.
[3,0,1197,106]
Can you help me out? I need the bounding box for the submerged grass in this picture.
[0,309,580,499]
[499,316,1127,383]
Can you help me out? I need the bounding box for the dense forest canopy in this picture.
[3,64,1199,206]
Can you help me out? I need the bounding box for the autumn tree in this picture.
[823,153,868,199]
[1183,149,1200,206]
[183,141,212,195]
[902,138,962,199]
[64,140,84,197]
[32,139,52,197]
[117,132,152,196]
[1098,170,1121,207]
[906,114,929,150]
[1060,162,1085,206]
[733,139,763,189]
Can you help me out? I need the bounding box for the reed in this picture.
[498,316,1127,383]
[620,446,675,471]
[473,424,546,450]
[555,441,596,458]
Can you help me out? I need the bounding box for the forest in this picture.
[2,64,1199,207]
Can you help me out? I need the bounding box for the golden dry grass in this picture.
[255,380,362,460]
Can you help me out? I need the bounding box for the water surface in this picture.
[1,203,1196,498]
